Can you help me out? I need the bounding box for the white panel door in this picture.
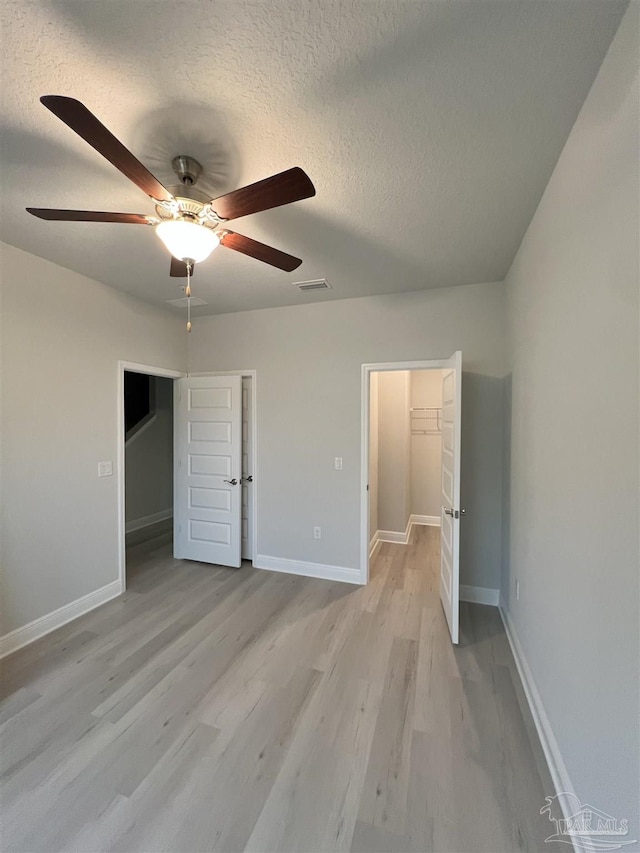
[440,351,462,644]
[174,376,242,567]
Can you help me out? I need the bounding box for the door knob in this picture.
[444,507,466,519]
[223,478,238,486]
[242,475,253,483]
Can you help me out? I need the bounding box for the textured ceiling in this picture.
[0,0,627,316]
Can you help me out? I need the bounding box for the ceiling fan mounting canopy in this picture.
[26,95,316,277]
[171,155,202,188]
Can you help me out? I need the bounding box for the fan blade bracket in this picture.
[156,198,182,218]
[199,203,228,226]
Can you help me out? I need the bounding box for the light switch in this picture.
[334,457,343,470]
[98,461,113,478]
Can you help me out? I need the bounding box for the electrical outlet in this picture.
[313,526,321,539]
[98,461,113,478]
[334,457,343,470]
[515,579,520,601]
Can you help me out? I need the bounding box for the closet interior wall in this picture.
[370,370,443,543]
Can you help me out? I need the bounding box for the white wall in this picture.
[125,376,174,527]
[503,3,639,837]
[188,281,506,589]
[410,370,443,520]
[0,243,187,635]
[376,371,411,534]
[368,371,379,544]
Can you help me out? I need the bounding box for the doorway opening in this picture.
[368,368,445,553]
[124,371,174,541]
[360,356,462,642]
[117,361,184,592]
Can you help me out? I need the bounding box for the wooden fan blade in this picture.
[170,257,195,277]
[40,96,174,203]
[26,208,154,224]
[220,231,302,271]
[211,168,315,221]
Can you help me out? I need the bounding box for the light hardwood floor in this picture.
[1,526,560,853]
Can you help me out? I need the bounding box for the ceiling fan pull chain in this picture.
[186,262,192,333]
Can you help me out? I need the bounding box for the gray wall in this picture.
[189,281,506,589]
[377,371,411,534]
[125,376,174,526]
[410,370,443,519]
[0,244,186,635]
[503,3,639,836]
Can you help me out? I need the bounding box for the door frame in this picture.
[360,359,452,583]
[117,360,185,592]
[188,370,258,566]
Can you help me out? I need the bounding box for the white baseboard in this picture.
[0,579,123,660]
[254,555,364,585]
[380,515,412,544]
[369,532,382,558]
[410,514,441,527]
[125,508,173,534]
[377,528,409,544]
[378,514,440,546]
[460,584,500,606]
[499,603,583,853]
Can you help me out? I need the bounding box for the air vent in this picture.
[294,279,332,292]
[166,296,207,308]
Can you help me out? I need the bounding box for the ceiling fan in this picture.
[26,96,316,327]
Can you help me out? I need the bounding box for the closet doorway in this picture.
[360,355,462,642]
[369,368,444,543]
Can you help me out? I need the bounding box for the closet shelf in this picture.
[410,407,442,435]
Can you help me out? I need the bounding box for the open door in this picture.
[174,375,242,568]
[440,351,462,643]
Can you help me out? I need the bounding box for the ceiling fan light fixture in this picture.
[156,219,220,263]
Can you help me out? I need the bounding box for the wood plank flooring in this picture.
[1,526,559,852]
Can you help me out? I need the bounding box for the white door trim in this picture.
[182,370,258,567]
[117,361,185,593]
[360,359,452,584]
